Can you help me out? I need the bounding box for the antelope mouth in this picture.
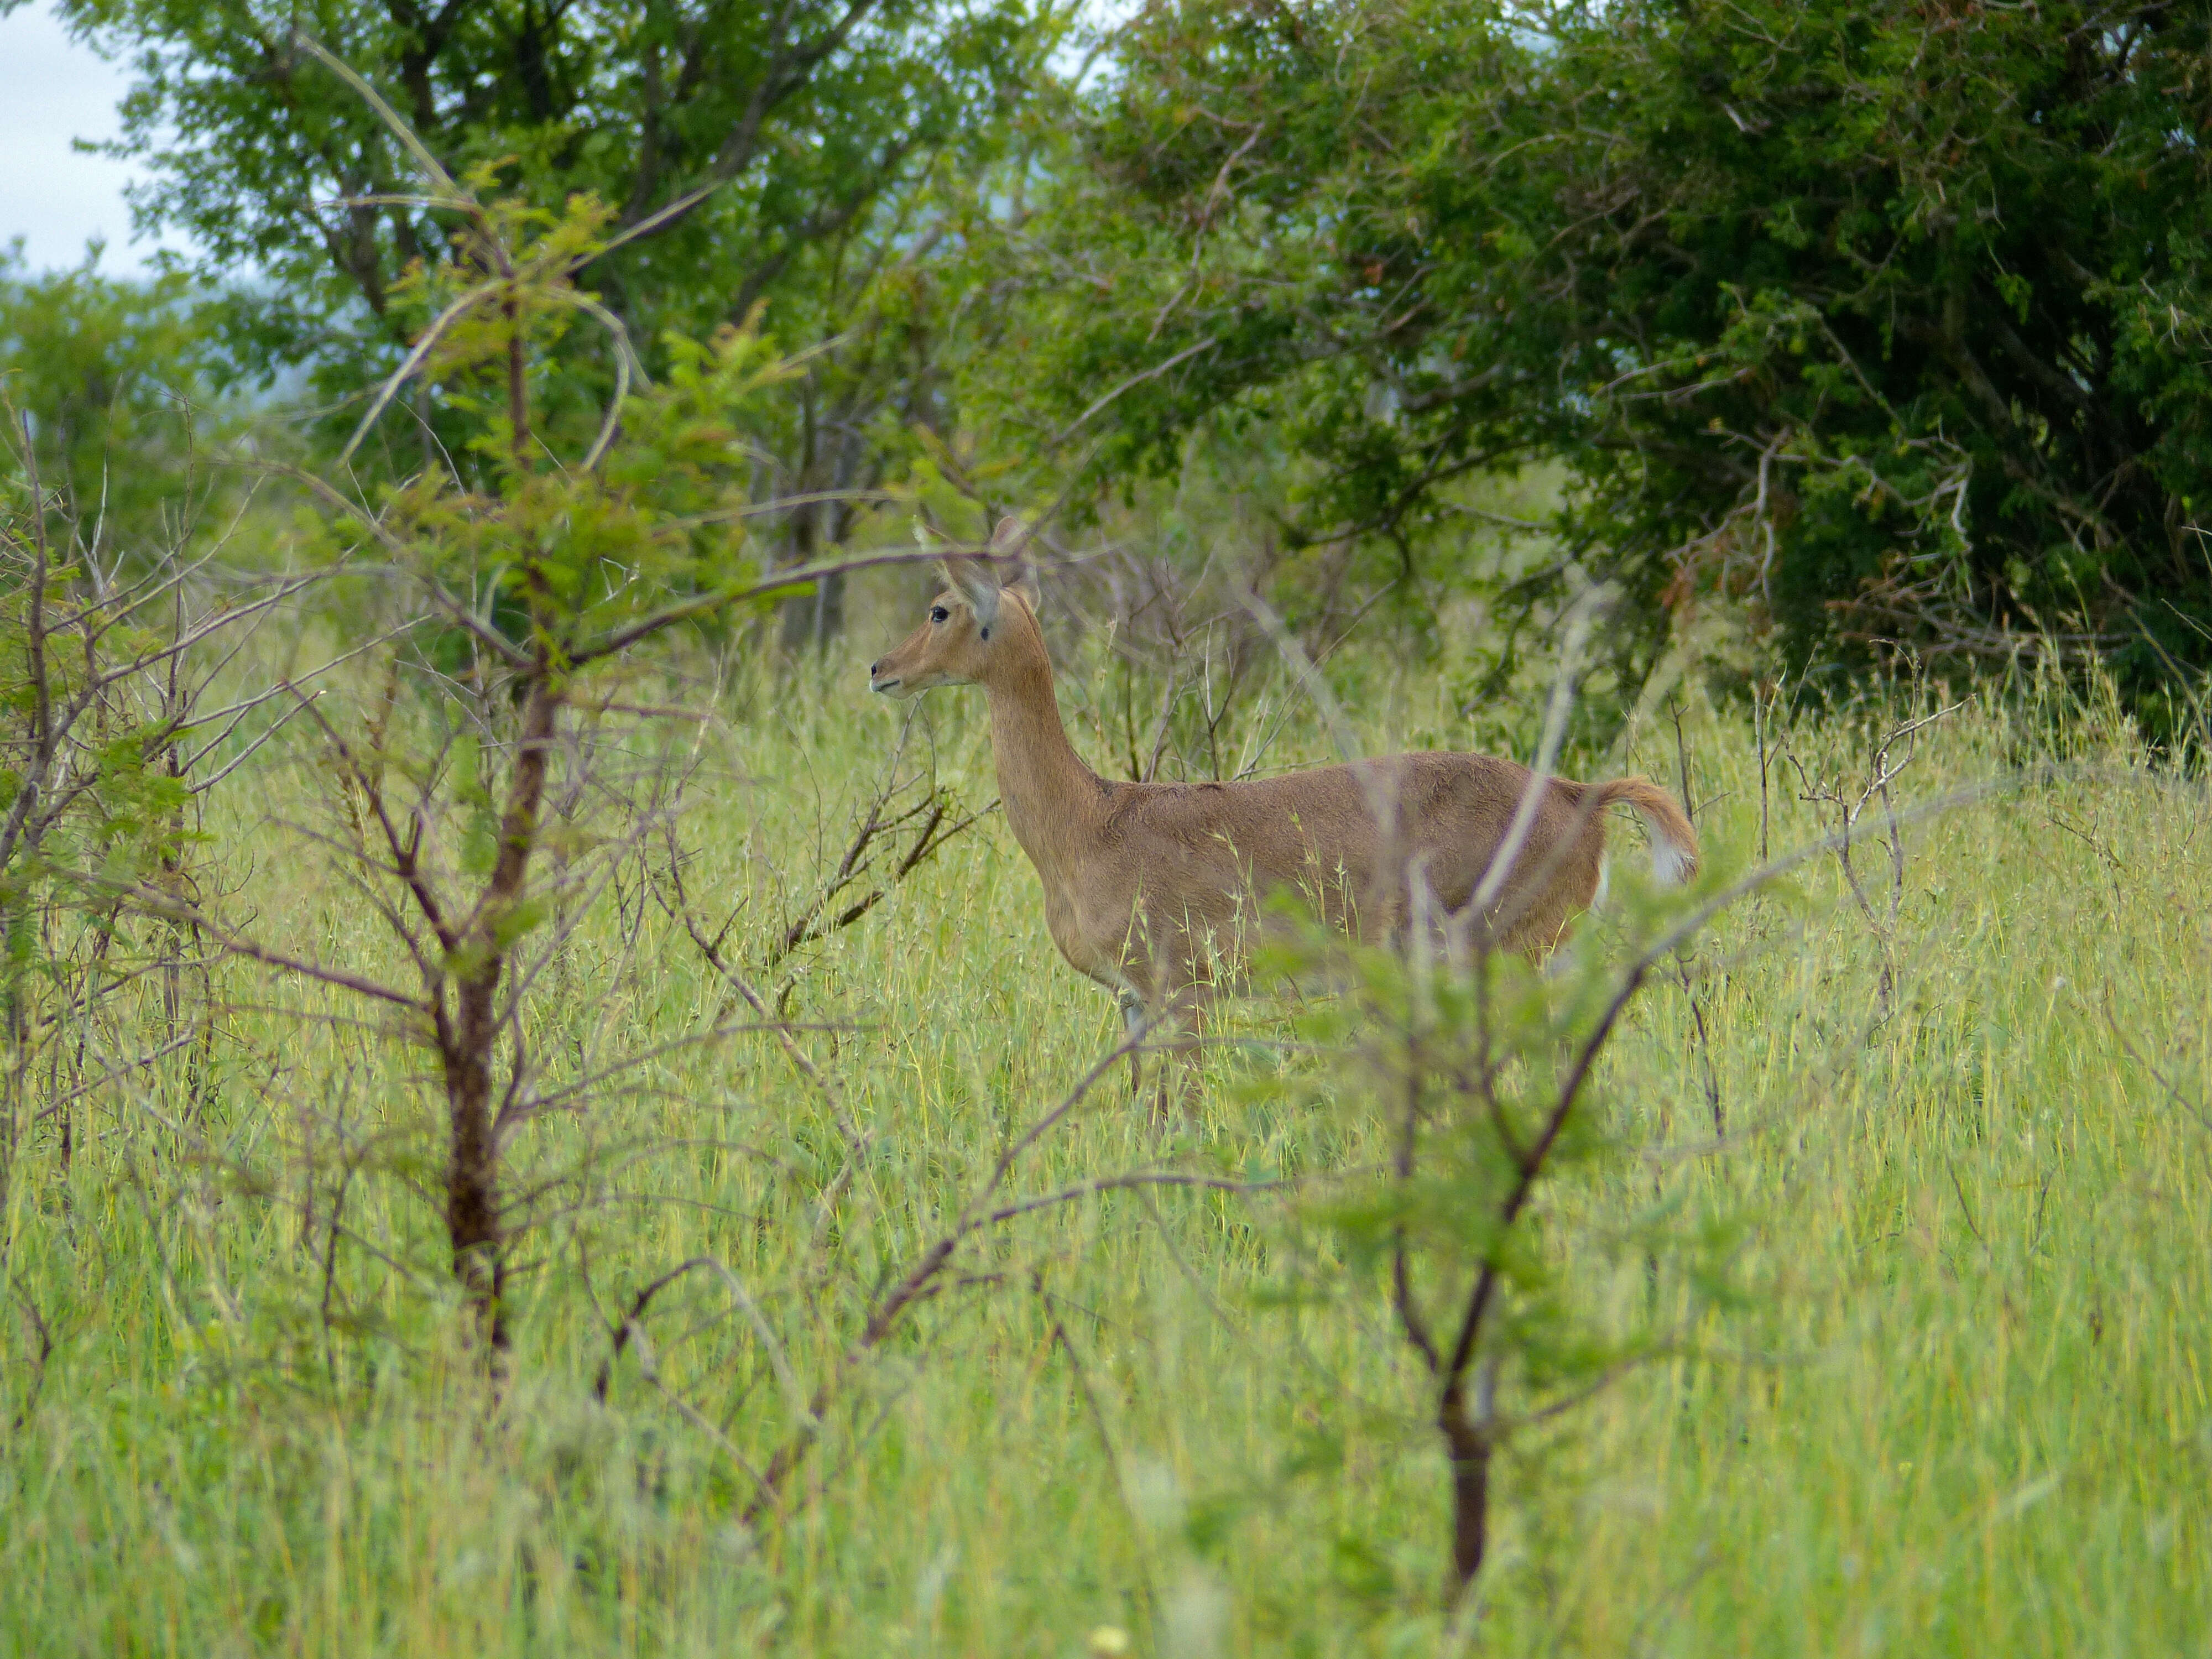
[869,674,904,695]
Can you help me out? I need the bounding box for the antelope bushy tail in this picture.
[1595,777,1698,885]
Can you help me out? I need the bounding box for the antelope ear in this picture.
[989,517,1041,611]
[938,556,1001,629]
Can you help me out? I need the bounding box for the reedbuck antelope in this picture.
[868,524,1697,1083]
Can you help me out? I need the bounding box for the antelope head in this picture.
[868,519,1041,698]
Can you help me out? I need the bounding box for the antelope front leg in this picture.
[1116,985,1207,1123]
[1118,991,1148,1102]
[1150,980,1218,1124]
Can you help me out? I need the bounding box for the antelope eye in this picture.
[929,605,950,623]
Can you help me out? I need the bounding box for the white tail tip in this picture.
[1625,805,1693,887]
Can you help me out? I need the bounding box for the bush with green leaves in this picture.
[1255,851,1740,1608]
[1013,0,2212,724]
[0,390,302,1197]
[120,77,850,1347]
[0,244,225,562]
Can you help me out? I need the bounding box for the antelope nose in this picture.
[868,659,881,677]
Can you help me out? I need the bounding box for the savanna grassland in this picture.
[7,1,2212,1652]
[0,585,2205,1659]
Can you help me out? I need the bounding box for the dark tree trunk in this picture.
[441,1020,506,1350]
[777,462,847,650]
[1440,1386,1491,1597]
[779,568,846,650]
[435,672,560,1355]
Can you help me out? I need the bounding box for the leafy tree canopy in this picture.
[25,0,1068,640]
[36,0,1055,385]
[1021,0,2212,718]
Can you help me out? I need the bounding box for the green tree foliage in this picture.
[1021,0,2212,715]
[39,0,1062,626]
[48,0,1044,354]
[0,243,219,560]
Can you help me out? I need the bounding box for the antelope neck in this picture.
[980,617,1103,878]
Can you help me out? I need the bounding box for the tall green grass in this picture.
[0,622,2205,1656]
